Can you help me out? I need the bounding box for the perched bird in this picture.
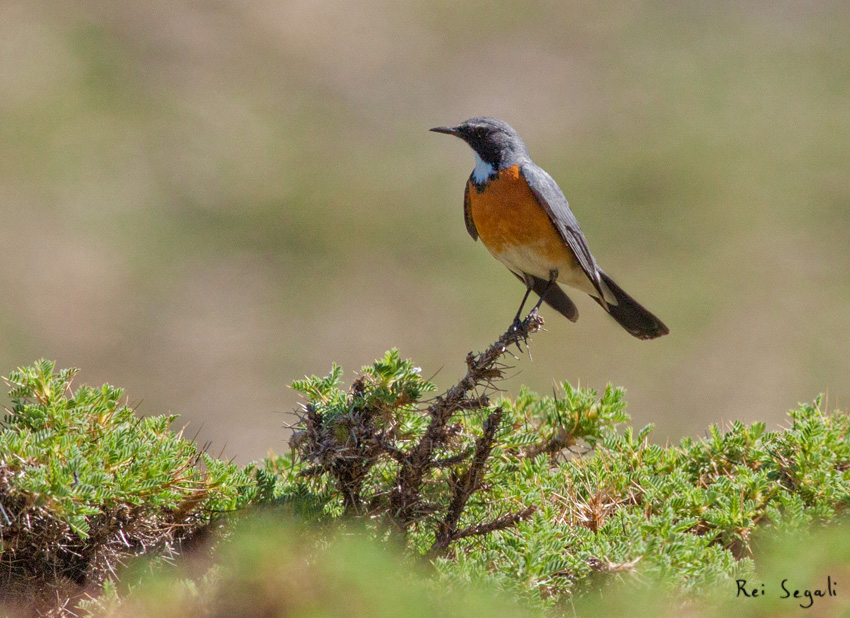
[431,117,668,340]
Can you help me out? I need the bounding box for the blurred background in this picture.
[1,0,848,462]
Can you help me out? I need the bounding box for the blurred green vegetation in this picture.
[1,1,849,461]
[73,518,850,618]
[78,516,541,618]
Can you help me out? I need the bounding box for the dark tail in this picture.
[513,273,578,322]
[539,281,579,322]
[592,270,669,340]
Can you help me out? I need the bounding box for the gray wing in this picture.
[520,162,608,306]
[463,180,478,240]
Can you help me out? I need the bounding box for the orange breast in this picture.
[468,166,576,273]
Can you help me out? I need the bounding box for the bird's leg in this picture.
[508,276,535,352]
[528,270,558,317]
[512,283,534,330]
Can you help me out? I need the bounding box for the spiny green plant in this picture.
[276,314,637,559]
[0,360,257,615]
[270,345,850,612]
[427,396,850,610]
[3,343,850,617]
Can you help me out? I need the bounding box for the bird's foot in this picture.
[505,309,544,354]
[523,308,544,335]
[509,317,526,352]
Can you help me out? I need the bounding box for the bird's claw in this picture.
[509,316,527,352]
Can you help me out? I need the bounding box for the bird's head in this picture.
[431,117,529,168]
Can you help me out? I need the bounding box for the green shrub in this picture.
[0,360,257,614]
[270,347,850,612]
[278,317,581,554]
[3,340,850,617]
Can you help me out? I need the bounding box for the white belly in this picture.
[492,243,601,298]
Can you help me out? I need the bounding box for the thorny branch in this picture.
[451,506,539,543]
[430,406,539,555]
[291,311,545,552]
[388,312,544,531]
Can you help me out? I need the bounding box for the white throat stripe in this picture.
[472,152,495,183]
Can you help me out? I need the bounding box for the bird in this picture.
[431,117,668,340]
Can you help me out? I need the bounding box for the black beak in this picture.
[430,125,460,136]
